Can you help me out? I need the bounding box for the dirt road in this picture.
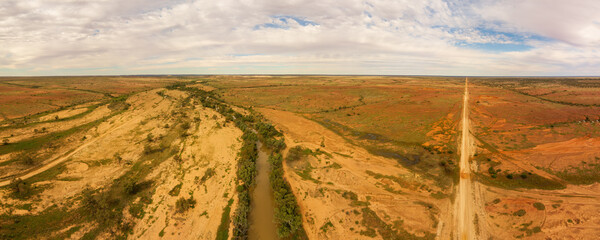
[457,77,476,240]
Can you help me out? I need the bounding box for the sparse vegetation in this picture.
[216,198,234,240]
[2,76,599,239]
[513,209,527,217]
[175,196,197,213]
[533,202,545,211]
[199,167,215,184]
[9,178,33,199]
[476,172,565,190]
[168,183,183,196]
[360,207,434,240]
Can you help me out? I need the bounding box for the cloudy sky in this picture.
[1,0,600,76]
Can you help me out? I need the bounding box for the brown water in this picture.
[249,142,280,240]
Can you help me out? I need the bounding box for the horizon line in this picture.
[1,74,600,78]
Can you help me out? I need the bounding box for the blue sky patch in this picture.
[254,15,318,30]
[459,42,533,52]
[438,26,555,52]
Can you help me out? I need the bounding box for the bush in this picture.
[173,155,183,164]
[168,183,183,196]
[286,146,308,162]
[123,178,139,195]
[175,196,196,213]
[180,121,191,130]
[17,154,36,166]
[81,188,122,227]
[143,143,168,154]
[513,209,526,217]
[9,178,33,199]
[256,122,281,139]
[533,202,545,210]
[199,168,215,184]
[342,191,358,201]
[146,133,154,142]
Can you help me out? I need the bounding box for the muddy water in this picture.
[249,142,280,240]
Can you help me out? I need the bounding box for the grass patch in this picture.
[129,202,146,219]
[554,164,600,185]
[199,168,215,185]
[360,207,434,240]
[333,152,352,158]
[475,172,565,190]
[168,183,183,196]
[0,205,78,240]
[0,100,128,157]
[295,162,320,184]
[15,203,33,211]
[216,198,234,240]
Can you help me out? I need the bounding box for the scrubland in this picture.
[0,76,598,240]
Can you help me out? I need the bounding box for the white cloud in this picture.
[475,0,600,47]
[0,0,599,75]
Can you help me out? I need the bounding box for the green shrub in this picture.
[123,178,139,195]
[180,121,191,130]
[17,154,36,166]
[9,178,33,199]
[232,131,258,239]
[342,191,358,201]
[269,153,306,238]
[199,168,215,184]
[216,198,234,240]
[168,183,183,196]
[286,146,308,162]
[175,196,196,213]
[513,209,526,217]
[533,202,545,211]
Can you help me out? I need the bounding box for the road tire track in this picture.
[457,77,476,240]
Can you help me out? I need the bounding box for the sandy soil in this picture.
[0,89,177,216]
[0,103,112,144]
[468,80,600,239]
[38,105,90,122]
[507,137,600,171]
[259,107,449,239]
[478,182,600,239]
[131,106,242,239]
[1,88,245,239]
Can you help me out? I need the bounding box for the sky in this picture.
[1,0,600,76]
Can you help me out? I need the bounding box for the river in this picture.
[248,142,280,240]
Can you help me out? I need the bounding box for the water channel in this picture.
[248,141,280,240]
